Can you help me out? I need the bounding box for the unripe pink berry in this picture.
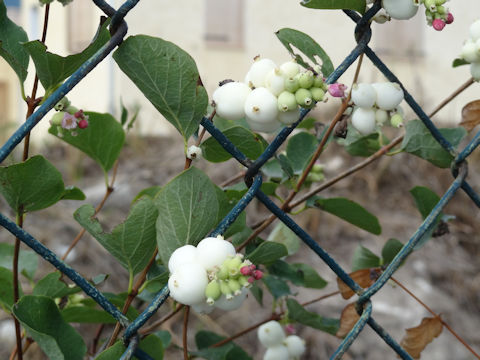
[240,266,252,276]
[328,83,347,98]
[78,119,89,129]
[446,12,454,24]
[432,18,446,31]
[285,324,296,335]
[253,270,263,280]
[248,276,255,283]
[74,110,84,118]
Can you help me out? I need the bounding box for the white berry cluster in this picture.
[350,82,404,135]
[459,19,480,81]
[212,57,328,133]
[376,0,453,31]
[167,236,262,313]
[258,321,306,360]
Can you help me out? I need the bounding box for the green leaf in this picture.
[23,19,110,92]
[352,245,381,271]
[300,0,366,13]
[194,330,251,360]
[0,1,29,83]
[154,167,218,265]
[145,262,169,293]
[113,35,208,142]
[0,242,37,280]
[0,266,16,311]
[249,283,263,305]
[133,186,162,203]
[340,125,386,157]
[410,186,441,219]
[0,155,65,212]
[201,126,264,162]
[309,196,381,235]
[262,158,288,182]
[286,132,318,174]
[246,241,288,266]
[49,112,125,173]
[13,296,86,360]
[61,186,86,201]
[96,336,163,360]
[275,28,334,77]
[277,153,294,178]
[266,222,300,256]
[286,298,339,335]
[291,263,328,289]
[452,58,469,68]
[154,330,172,349]
[74,197,158,276]
[401,120,467,168]
[297,117,317,130]
[381,238,404,265]
[33,272,80,298]
[61,306,117,324]
[262,274,291,299]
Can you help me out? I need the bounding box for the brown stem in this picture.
[106,249,159,347]
[210,290,341,348]
[220,171,246,188]
[391,277,480,359]
[61,161,119,261]
[139,304,184,335]
[428,77,474,119]
[183,306,190,360]
[89,324,105,355]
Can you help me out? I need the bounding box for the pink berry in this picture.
[253,270,263,280]
[432,18,446,31]
[240,266,252,276]
[285,324,296,335]
[78,119,89,129]
[446,12,454,25]
[328,83,347,98]
[74,109,84,118]
[248,276,255,283]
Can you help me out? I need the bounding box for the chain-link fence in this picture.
[0,1,479,359]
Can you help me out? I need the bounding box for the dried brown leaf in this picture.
[460,100,480,131]
[400,316,443,359]
[336,303,360,338]
[337,268,381,299]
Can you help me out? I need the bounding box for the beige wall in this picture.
[2,0,480,144]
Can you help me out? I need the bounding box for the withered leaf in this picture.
[400,316,443,359]
[337,268,381,299]
[336,303,360,338]
[460,100,480,131]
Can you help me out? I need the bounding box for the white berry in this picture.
[186,145,202,160]
[258,320,286,348]
[247,118,283,133]
[352,107,376,135]
[263,345,290,360]
[191,301,215,315]
[284,335,306,359]
[278,108,300,125]
[462,40,480,63]
[470,62,480,81]
[214,287,248,311]
[470,19,480,41]
[351,83,376,108]
[168,262,208,305]
[248,58,277,88]
[212,82,251,121]
[244,87,279,124]
[372,82,404,111]
[265,68,286,96]
[382,0,418,20]
[280,60,300,78]
[196,237,235,270]
[375,108,389,125]
[168,244,199,274]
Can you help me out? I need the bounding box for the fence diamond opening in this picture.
[0,1,478,359]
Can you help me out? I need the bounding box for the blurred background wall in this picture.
[1,0,479,144]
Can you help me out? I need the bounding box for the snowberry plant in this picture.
[0,0,479,359]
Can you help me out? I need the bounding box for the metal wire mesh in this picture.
[0,1,479,359]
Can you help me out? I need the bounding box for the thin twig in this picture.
[183,306,190,360]
[210,290,341,348]
[139,304,184,335]
[220,171,246,188]
[184,110,216,169]
[61,160,119,261]
[391,277,480,359]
